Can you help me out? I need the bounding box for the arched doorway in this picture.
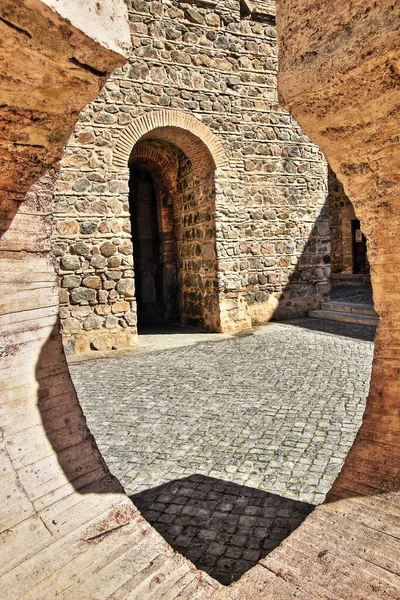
[128,131,220,331]
[324,166,374,315]
[113,110,259,337]
[329,166,370,278]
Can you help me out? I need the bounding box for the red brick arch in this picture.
[113,110,228,176]
[129,140,179,193]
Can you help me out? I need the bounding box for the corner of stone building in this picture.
[50,0,331,354]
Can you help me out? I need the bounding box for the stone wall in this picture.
[51,0,329,353]
[174,156,220,330]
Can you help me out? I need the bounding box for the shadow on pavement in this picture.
[130,474,313,585]
[138,323,211,336]
[281,317,376,342]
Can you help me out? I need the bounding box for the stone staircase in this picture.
[309,300,379,326]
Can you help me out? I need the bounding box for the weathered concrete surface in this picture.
[2,0,400,598]
[0,0,130,204]
[42,0,131,56]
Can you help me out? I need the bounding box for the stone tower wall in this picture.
[52,0,329,354]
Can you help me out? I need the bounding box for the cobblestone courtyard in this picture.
[70,318,375,584]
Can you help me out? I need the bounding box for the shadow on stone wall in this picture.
[130,474,313,586]
[0,198,19,239]
[270,195,331,321]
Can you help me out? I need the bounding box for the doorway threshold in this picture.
[137,322,233,354]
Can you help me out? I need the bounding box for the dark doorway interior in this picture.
[352,219,369,274]
[130,167,174,326]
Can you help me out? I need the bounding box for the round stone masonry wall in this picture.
[52,0,330,353]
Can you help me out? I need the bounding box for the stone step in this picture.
[321,301,378,317]
[330,273,371,284]
[309,309,379,326]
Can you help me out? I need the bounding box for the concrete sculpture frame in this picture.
[1,0,399,598]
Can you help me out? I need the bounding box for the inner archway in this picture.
[128,131,221,332]
[318,165,376,326]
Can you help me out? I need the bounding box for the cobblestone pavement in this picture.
[70,318,375,584]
